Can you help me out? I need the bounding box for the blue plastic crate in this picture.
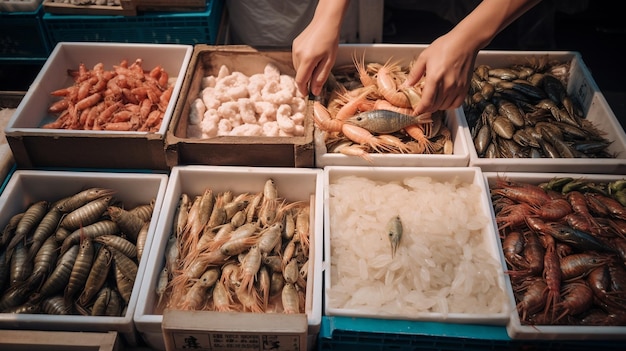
[0,3,51,60]
[318,316,626,351]
[43,0,223,46]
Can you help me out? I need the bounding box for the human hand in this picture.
[292,18,341,97]
[402,32,478,114]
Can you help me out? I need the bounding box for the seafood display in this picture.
[43,58,173,132]
[158,178,311,315]
[0,187,154,316]
[465,58,613,159]
[186,63,307,138]
[317,54,453,161]
[327,173,507,318]
[491,176,626,326]
[46,0,122,5]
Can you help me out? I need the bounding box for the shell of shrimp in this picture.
[375,59,412,108]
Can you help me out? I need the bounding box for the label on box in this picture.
[169,332,301,350]
[162,309,308,351]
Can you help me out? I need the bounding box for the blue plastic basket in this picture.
[0,3,51,60]
[43,0,223,46]
[318,316,626,351]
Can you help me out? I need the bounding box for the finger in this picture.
[402,57,426,88]
[309,58,333,97]
[294,62,314,97]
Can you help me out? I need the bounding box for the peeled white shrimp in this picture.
[263,63,281,83]
[247,73,266,101]
[237,98,257,124]
[262,80,292,105]
[217,101,240,122]
[263,121,280,137]
[276,104,295,134]
[230,123,263,136]
[215,72,249,101]
[289,97,306,114]
[189,98,206,125]
[218,118,233,135]
[201,75,217,89]
[200,109,220,137]
[255,101,277,124]
[201,87,220,110]
[217,65,230,80]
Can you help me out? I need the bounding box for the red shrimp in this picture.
[375,59,412,108]
[491,181,552,207]
[502,231,528,269]
[587,193,626,220]
[538,233,561,320]
[555,280,594,322]
[560,252,612,281]
[496,203,533,232]
[531,198,572,221]
[515,277,548,322]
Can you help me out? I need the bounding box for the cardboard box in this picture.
[0,330,121,351]
[464,50,626,174]
[4,42,193,170]
[0,169,169,346]
[323,166,510,325]
[315,44,470,167]
[134,165,323,350]
[483,171,626,340]
[165,45,315,168]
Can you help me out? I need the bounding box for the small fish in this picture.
[344,110,431,134]
[386,215,403,258]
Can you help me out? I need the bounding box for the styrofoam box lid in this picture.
[322,166,510,325]
[0,169,169,337]
[465,50,626,174]
[315,44,470,167]
[5,42,193,137]
[134,166,324,338]
[483,171,626,340]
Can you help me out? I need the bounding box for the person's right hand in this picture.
[292,19,341,97]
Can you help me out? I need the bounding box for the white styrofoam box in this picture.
[323,166,511,325]
[464,50,626,174]
[134,165,324,351]
[483,171,626,340]
[315,44,470,167]
[4,42,193,170]
[0,169,169,346]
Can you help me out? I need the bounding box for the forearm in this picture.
[451,0,542,50]
[309,0,351,33]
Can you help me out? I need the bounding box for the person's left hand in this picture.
[402,32,478,114]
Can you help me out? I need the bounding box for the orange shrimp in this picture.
[404,124,436,154]
[352,51,375,87]
[334,85,377,121]
[375,59,412,108]
[341,123,396,153]
[74,92,102,111]
[313,101,342,132]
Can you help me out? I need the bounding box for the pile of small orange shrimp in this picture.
[43,58,173,132]
[316,53,453,160]
[157,179,310,315]
[492,176,626,326]
[0,188,154,316]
